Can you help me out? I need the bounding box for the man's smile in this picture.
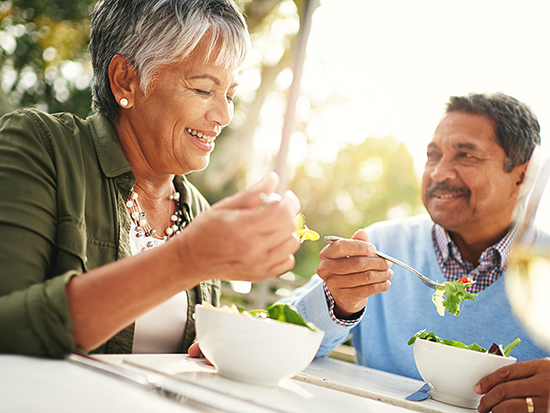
[426,183,470,200]
[435,193,461,199]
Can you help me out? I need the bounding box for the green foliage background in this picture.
[0,0,94,116]
[290,136,423,279]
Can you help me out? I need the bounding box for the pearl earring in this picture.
[120,98,129,107]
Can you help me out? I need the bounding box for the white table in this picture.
[0,354,474,413]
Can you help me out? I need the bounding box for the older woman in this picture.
[0,0,301,357]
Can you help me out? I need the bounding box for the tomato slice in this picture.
[458,276,474,289]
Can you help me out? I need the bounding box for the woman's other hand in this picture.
[188,339,212,365]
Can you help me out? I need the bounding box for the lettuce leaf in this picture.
[294,212,320,243]
[408,330,520,357]
[503,338,521,356]
[251,304,321,332]
[432,281,477,316]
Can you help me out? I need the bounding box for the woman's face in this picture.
[124,41,238,175]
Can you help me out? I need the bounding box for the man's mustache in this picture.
[426,182,470,198]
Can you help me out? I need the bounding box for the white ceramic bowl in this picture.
[195,304,324,387]
[413,338,517,409]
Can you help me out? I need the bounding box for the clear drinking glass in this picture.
[505,145,550,351]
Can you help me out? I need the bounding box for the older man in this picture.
[282,93,550,413]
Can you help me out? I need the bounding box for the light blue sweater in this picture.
[281,215,550,380]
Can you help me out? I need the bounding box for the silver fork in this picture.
[324,235,444,290]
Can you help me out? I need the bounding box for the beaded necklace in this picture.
[126,187,184,246]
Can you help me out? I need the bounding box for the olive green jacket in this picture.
[0,108,220,358]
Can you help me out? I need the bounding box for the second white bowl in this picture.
[413,338,517,409]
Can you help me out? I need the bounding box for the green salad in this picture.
[408,330,521,357]
[432,278,477,316]
[203,302,321,332]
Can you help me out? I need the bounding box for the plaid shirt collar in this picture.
[432,222,526,293]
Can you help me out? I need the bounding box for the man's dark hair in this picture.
[446,92,541,172]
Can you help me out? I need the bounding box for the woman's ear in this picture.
[108,54,138,109]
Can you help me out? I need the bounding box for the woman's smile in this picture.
[185,127,217,144]
[186,127,217,153]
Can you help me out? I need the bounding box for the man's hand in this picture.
[175,172,302,283]
[317,229,393,319]
[475,358,550,413]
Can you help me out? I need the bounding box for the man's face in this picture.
[422,111,527,239]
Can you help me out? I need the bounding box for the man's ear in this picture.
[517,171,525,186]
[108,54,138,109]
[513,161,531,200]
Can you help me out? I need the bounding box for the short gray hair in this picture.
[90,0,249,123]
[446,92,541,173]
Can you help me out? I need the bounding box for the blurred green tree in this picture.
[289,136,425,280]
[0,0,94,117]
